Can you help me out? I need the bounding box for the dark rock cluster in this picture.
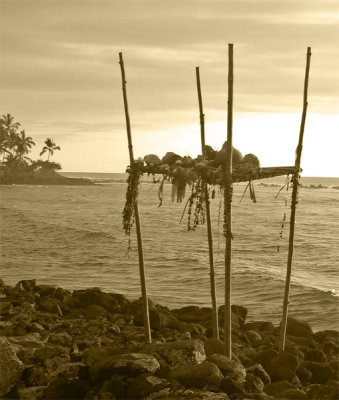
[0,279,338,400]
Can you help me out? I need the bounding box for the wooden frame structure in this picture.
[118,46,311,354]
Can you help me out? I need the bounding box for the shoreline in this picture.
[1,279,338,399]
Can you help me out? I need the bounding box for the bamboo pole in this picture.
[279,47,312,353]
[119,52,152,344]
[224,43,234,358]
[196,67,219,340]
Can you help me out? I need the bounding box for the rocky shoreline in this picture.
[0,280,338,400]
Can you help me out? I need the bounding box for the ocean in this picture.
[1,173,338,332]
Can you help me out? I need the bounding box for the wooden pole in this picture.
[279,47,312,353]
[119,52,152,344]
[224,43,234,358]
[196,67,219,340]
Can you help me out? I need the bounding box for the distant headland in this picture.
[0,114,92,186]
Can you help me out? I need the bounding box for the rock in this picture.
[263,380,295,396]
[38,298,63,315]
[246,330,263,348]
[172,306,212,324]
[305,348,327,362]
[159,389,230,399]
[204,338,224,356]
[301,361,331,384]
[17,386,46,400]
[245,373,264,393]
[35,344,70,362]
[16,279,37,291]
[129,298,186,331]
[255,349,299,381]
[45,378,89,400]
[219,376,245,396]
[280,388,307,399]
[126,374,169,399]
[247,363,271,385]
[283,317,313,338]
[0,337,24,396]
[306,381,339,400]
[244,321,275,332]
[170,361,223,389]
[82,304,108,319]
[314,330,339,345]
[0,301,13,315]
[90,353,160,382]
[23,366,50,386]
[254,349,278,373]
[36,284,58,297]
[49,362,88,381]
[141,339,206,366]
[206,354,246,383]
[72,287,119,312]
[296,366,312,384]
[48,331,73,347]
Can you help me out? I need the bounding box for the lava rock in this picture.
[0,337,24,396]
[206,354,246,383]
[170,361,223,389]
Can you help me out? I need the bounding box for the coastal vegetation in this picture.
[0,114,91,185]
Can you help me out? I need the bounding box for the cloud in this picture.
[1,0,338,172]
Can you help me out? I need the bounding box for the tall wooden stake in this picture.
[119,52,152,344]
[196,67,219,340]
[224,43,234,358]
[279,47,312,353]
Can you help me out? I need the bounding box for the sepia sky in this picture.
[1,0,338,175]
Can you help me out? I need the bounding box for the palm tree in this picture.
[40,138,60,161]
[16,130,35,161]
[0,114,21,159]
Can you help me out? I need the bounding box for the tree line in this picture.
[0,113,61,174]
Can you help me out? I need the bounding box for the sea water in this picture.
[1,174,338,331]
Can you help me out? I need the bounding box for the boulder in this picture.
[244,321,275,332]
[280,388,307,399]
[246,363,271,385]
[38,298,63,315]
[0,337,24,396]
[283,317,313,337]
[219,376,245,396]
[255,348,299,381]
[206,354,246,383]
[129,298,187,331]
[170,361,223,389]
[306,381,339,400]
[314,330,339,345]
[296,366,312,384]
[301,361,331,384]
[90,353,160,382]
[245,373,264,393]
[141,339,206,366]
[305,348,327,362]
[125,374,169,399]
[72,287,119,312]
[17,386,46,400]
[45,378,89,400]
[204,338,224,356]
[263,380,295,396]
[246,330,263,348]
[172,306,212,324]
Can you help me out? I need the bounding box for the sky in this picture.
[0,0,338,176]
